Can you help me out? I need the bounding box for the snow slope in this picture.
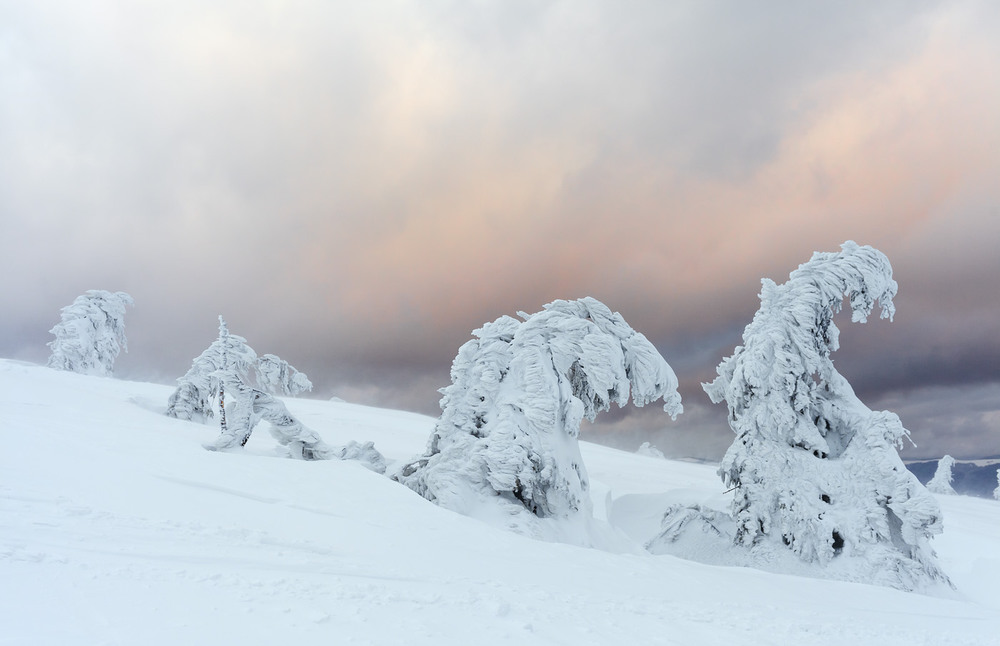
[2,359,998,645]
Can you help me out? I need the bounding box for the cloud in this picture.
[1,1,998,459]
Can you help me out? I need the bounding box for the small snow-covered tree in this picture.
[202,364,385,469]
[926,455,957,495]
[166,317,257,422]
[637,442,665,459]
[700,241,948,590]
[47,290,134,376]
[166,318,313,421]
[257,354,313,396]
[994,468,999,501]
[395,297,682,541]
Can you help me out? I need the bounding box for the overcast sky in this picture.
[2,0,998,460]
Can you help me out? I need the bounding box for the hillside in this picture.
[2,359,999,645]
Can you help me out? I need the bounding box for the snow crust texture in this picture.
[684,241,949,591]
[395,297,682,545]
[47,290,134,376]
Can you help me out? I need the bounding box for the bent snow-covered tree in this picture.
[256,354,313,396]
[926,455,957,495]
[701,241,949,590]
[166,317,257,422]
[47,290,134,376]
[166,318,312,422]
[203,372,384,470]
[395,297,682,540]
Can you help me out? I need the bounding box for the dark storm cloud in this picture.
[2,1,999,461]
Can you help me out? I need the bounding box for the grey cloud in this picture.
[2,1,999,463]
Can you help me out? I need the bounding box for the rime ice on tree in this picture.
[166,317,257,423]
[926,455,957,495]
[994,469,999,501]
[395,297,682,543]
[256,354,313,396]
[695,242,948,590]
[47,290,134,376]
[170,317,381,467]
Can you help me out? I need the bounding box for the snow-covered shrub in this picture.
[636,442,665,459]
[47,290,134,376]
[926,455,957,495]
[395,297,682,544]
[166,317,257,422]
[166,318,311,421]
[257,354,313,396]
[694,241,949,591]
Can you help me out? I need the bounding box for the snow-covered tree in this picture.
[166,317,257,422]
[47,290,134,376]
[926,455,957,495]
[204,370,385,470]
[166,318,313,421]
[994,468,999,501]
[256,354,313,396]
[395,297,682,542]
[637,442,665,459]
[697,241,949,590]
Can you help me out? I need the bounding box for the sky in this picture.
[2,0,998,461]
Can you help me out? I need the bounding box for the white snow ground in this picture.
[2,359,998,645]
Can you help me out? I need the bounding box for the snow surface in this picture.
[2,359,999,645]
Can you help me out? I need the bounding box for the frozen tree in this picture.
[166,317,257,422]
[166,319,313,421]
[256,353,313,396]
[994,469,999,501]
[47,290,134,376]
[695,241,948,590]
[636,442,665,459]
[204,371,385,470]
[926,455,957,495]
[395,297,682,542]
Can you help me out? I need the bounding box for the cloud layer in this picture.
[2,1,998,459]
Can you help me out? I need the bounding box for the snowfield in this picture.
[2,359,998,645]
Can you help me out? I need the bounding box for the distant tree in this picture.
[395,297,682,538]
[47,290,134,376]
[636,442,665,459]
[926,455,957,495]
[699,242,949,590]
[256,353,313,396]
[166,317,257,422]
[994,468,999,501]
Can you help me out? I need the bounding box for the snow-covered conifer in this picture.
[698,241,949,590]
[166,317,257,422]
[166,319,314,421]
[926,455,957,495]
[47,290,134,376]
[204,371,385,470]
[395,297,682,541]
[994,468,999,501]
[256,354,313,396]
